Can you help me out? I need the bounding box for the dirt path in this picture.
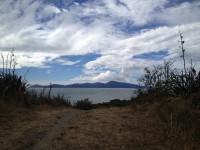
[1,106,165,150]
[1,104,199,150]
[30,109,81,150]
[49,106,166,150]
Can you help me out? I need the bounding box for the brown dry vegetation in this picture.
[54,106,166,150]
[0,103,76,150]
[0,104,166,150]
[0,99,199,150]
[1,33,199,150]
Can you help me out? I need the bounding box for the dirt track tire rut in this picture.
[30,110,81,150]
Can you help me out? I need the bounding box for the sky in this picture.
[0,0,200,85]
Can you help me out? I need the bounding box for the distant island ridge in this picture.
[31,81,139,88]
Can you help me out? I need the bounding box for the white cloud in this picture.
[56,59,80,66]
[71,70,114,83]
[43,5,61,14]
[102,0,167,25]
[92,70,113,81]
[154,1,200,26]
[81,22,200,83]
[0,0,200,84]
[15,52,58,68]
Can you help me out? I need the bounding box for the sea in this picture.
[31,88,136,104]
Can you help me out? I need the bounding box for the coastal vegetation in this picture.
[0,32,199,149]
[132,32,200,149]
[0,52,71,107]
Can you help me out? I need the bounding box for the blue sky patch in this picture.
[57,54,101,64]
[133,50,169,60]
[164,0,197,8]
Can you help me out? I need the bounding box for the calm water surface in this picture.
[32,88,136,103]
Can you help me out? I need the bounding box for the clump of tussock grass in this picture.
[24,87,71,107]
[0,50,29,102]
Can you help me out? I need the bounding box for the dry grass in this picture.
[155,99,200,150]
[47,106,166,150]
[1,101,199,150]
[0,102,72,150]
[1,102,166,150]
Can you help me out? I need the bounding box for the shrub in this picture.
[52,94,71,107]
[0,50,29,101]
[74,99,93,110]
[136,32,200,101]
[132,31,200,149]
[169,67,200,98]
[109,99,130,107]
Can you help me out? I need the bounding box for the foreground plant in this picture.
[0,50,29,100]
[0,50,71,107]
[136,32,200,100]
